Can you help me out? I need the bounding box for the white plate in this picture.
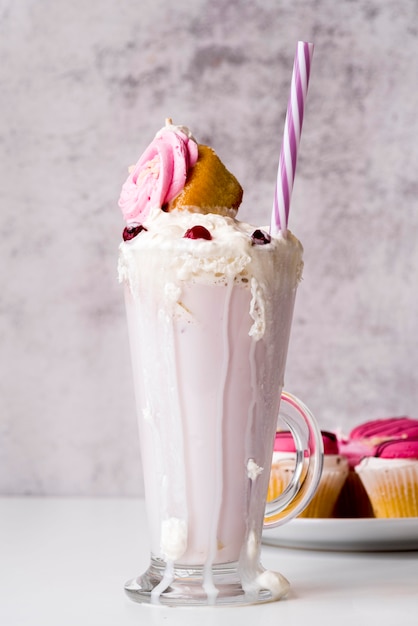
[262,517,418,552]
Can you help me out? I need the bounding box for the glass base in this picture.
[124,557,290,606]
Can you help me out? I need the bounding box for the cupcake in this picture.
[355,437,418,518]
[336,417,418,518]
[267,431,349,518]
[341,417,418,459]
[169,144,243,216]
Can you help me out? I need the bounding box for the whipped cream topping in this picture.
[156,120,197,142]
[119,209,303,341]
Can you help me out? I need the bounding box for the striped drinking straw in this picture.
[270,41,314,237]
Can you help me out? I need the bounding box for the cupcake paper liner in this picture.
[268,456,348,518]
[356,463,418,518]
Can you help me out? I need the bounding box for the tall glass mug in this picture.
[119,219,323,607]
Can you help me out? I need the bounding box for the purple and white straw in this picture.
[270,41,314,236]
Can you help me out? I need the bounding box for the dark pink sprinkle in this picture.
[251,229,271,245]
[183,225,212,240]
[123,224,147,241]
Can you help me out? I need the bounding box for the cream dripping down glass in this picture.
[118,121,323,606]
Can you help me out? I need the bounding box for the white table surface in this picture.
[1,497,417,626]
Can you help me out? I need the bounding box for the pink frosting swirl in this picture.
[349,417,418,441]
[375,437,418,459]
[118,126,198,224]
[274,430,338,455]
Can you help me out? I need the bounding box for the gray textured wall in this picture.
[1,0,418,495]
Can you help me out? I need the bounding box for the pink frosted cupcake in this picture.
[336,417,418,518]
[338,417,418,464]
[268,431,348,518]
[355,438,418,518]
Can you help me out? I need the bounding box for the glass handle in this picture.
[263,391,324,528]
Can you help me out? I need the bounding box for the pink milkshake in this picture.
[118,121,322,605]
